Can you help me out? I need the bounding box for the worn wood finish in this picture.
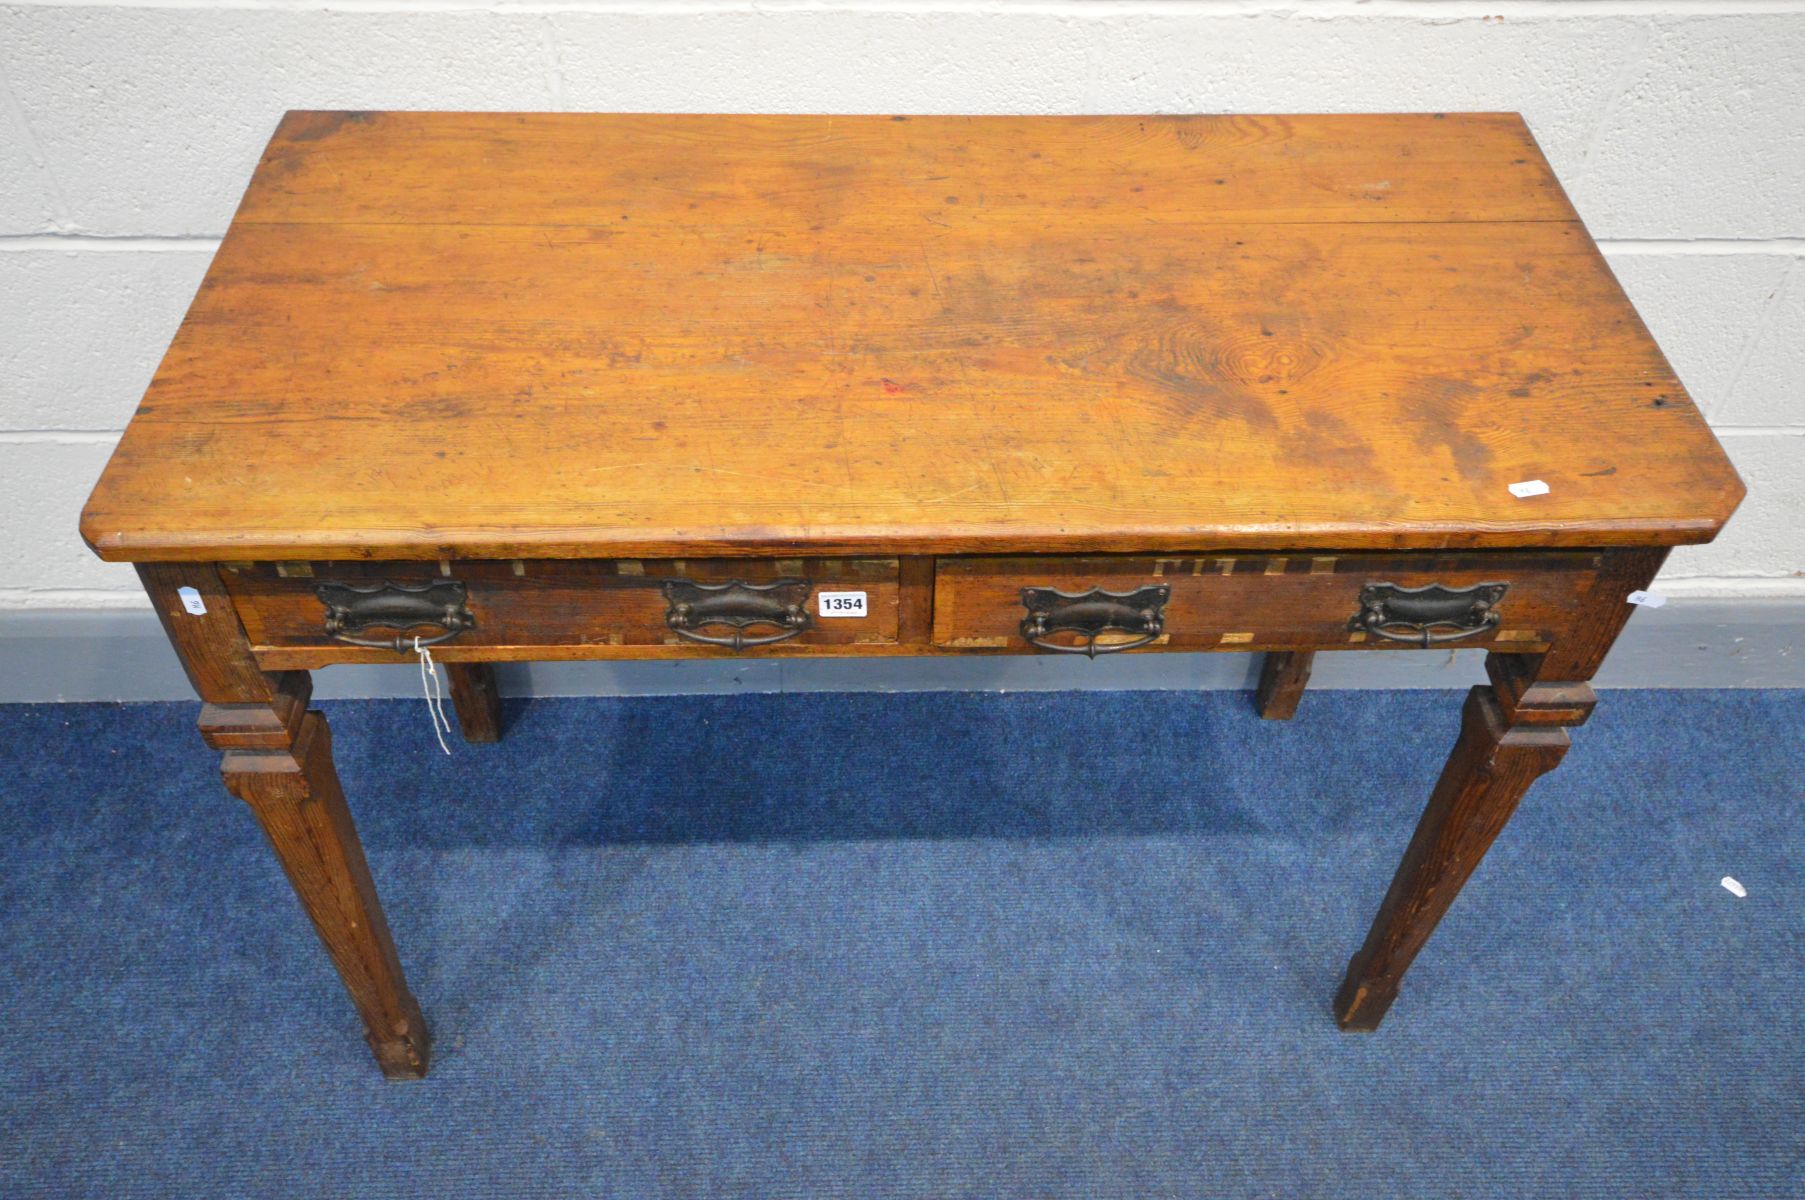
[82,113,1742,564]
[1334,569,1649,1032]
[83,114,1750,1067]
[137,563,284,704]
[932,551,1599,653]
[1335,679,1582,1031]
[222,714,430,1077]
[225,558,900,652]
[139,564,430,1078]
[1256,651,1314,720]
[897,556,936,645]
[1533,546,1671,682]
[444,663,503,743]
[239,112,1580,229]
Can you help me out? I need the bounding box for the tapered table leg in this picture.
[222,713,429,1075]
[140,563,430,1078]
[1334,549,1664,1029]
[1256,651,1314,720]
[444,662,503,743]
[1334,683,1574,1030]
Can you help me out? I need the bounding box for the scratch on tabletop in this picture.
[920,246,944,300]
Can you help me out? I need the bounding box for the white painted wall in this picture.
[3,0,1801,610]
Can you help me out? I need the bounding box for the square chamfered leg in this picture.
[139,563,430,1078]
[1334,548,1666,1030]
[1255,651,1315,720]
[1334,681,1576,1029]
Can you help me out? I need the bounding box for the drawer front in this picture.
[932,552,1607,654]
[226,558,900,656]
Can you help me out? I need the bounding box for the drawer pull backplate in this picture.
[317,579,474,652]
[1019,584,1170,657]
[1349,581,1508,647]
[663,578,812,651]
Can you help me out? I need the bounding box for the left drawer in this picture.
[223,558,901,664]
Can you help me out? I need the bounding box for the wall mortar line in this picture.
[7,0,1805,15]
[0,234,223,252]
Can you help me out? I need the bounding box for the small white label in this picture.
[1508,479,1551,498]
[176,586,207,616]
[1721,876,1747,899]
[1627,590,1668,608]
[817,590,868,619]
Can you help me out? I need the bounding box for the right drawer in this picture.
[931,551,1609,655]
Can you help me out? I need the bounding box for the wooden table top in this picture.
[82,111,1743,562]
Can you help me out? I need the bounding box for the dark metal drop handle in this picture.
[664,578,811,652]
[317,579,475,652]
[1349,581,1509,647]
[1020,585,1170,658]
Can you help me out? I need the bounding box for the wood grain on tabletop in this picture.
[80,112,1744,562]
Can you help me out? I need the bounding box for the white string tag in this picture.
[414,637,453,756]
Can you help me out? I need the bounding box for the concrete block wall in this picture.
[2,0,1801,614]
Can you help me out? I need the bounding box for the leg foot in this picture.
[367,1000,433,1080]
[1334,684,1576,1031]
[1256,651,1314,720]
[445,662,503,743]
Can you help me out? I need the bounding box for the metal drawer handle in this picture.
[663,578,811,651]
[1020,584,1170,657]
[1348,581,1508,647]
[317,579,475,652]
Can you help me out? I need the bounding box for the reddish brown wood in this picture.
[897,556,935,645]
[82,117,1750,1058]
[1334,681,1584,1030]
[222,714,430,1078]
[140,564,431,1078]
[1255,651,1315,720]
[223,558,902,652]
[931,551,1599,652]
[137,562,282,703]
[444,662,503,743]
[1487,653,1599,727]
[1533,547,1670,681]
[1334,549,1665,1031]
[80,114,1745,565]
[198,670,312,750]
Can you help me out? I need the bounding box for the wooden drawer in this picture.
[225,558,900,663]
[932,552,1609,654]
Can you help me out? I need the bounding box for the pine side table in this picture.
[82,112,1744,1078]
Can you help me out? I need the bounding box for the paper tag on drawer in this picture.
[817,590,868,618]
[176,586,207,616]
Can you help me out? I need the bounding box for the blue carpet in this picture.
[1,688,1801,1198]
